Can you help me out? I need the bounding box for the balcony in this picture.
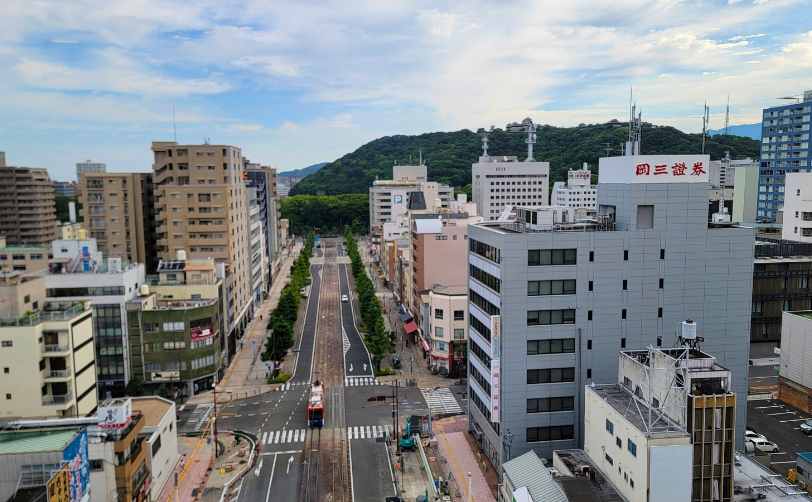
[43,367,72,381]
[42,391,73,406]
[0,302,88,327]
[42,344,70,355]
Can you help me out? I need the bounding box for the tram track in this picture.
[300,242,349,502]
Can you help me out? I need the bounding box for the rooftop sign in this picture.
[598,155,710,184]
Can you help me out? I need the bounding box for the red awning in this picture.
[431,353,449,361]
[403,321,419,333]
[421,340,430,352]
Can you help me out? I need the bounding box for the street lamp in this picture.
[502,429,514,462]
[467,472,472,502]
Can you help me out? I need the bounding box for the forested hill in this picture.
[278,162,327,179]
[290,124,761,196]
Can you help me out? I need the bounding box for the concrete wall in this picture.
[779,312,812,389]
[88,441,116,500]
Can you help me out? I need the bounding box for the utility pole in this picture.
[212,380,218,461]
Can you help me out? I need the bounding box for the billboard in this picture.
[598,155,710,184]
[62,430,90,502]
[98,399,133,429]
[47,464,70,502]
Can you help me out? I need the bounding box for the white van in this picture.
[748,438,779,453]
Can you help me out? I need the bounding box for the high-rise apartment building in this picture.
[466,153,754,469]
[76,159,106,177]
[79,172,157,271]
[757,90,812,221]
[244,164,281,284]
[0,166,59,246]
[151,142,254,343]
[471,154,549,220]
[0,276,97,419]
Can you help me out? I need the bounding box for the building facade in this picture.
[0,276,96,419]
[551,164,597,210]
[0,166,59,246]
[76,160,107,177]
[426,286,467,374]
[243,165,281,286]
[150,142,254,345]
[466,153,754,470]
[471,155,549,220]
[757,90,812,222]
[53,180,79,197]
[369,164,454,232]
[782,172,812,241]
[79,172,157,271]
[778,311,812,414]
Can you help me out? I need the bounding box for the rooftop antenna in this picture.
[724,96,730,136]
[419,150,423,166]
[173,105,177,142]
[626,88,641,155]
[701,102,709,154]
[482,132,490,158]
[524,119,537,162]
[603,142,612,157]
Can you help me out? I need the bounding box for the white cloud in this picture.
[225,123,263,132]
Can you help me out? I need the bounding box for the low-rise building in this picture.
[0,276,96,419]
[426,285,467,375]
[779,311,812,413]
[0,236,53,278]
[369,164,454,233]
[128,255,224,398]
[131,396,179,502]
[501,450,567,502]
[552,164,597,211]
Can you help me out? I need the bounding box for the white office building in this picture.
[471,154,549,220]
[552,164,597,210]
[76,159,106,177]
[782,172,812,242]
[369,164,453,232]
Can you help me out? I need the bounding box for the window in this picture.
[526,425,574,442]
[589,251,594,262]
[454,310,464,321]
[470,264,500,292]
[752,300,763,314]
[527,367,575,384]
[527,396,574,413]
[623,376,631,388]
[435,326,444,337]
[528,280,576,296]
[621,338,626,348]
[622,280,627,290]
[616,437,622,448]
[605,453,614,465]
[637,205,654,229]
[5,394,10,400]
[623,250,629,260]
[3,367,8,373]
[782,299,792,311]
[622,309,627,319]
[587,311,593,321]
[527,309,575,325]
[163,322,184,331]
[659,278,664,288]
[528,249,576,266]
[163,341,186,350]
[630,479,634,489]
[628,439,637,457]
[660,249,665,259]
[606,419,614,434]
[434,309,443,320]
[24,295,30,303]
[587,339,592,350]
[90,459,104,471]
[527,338,575,355]
[658,307,663,318]
[29,254,43,260]
[12,254,25,260]
[589,281,593,291]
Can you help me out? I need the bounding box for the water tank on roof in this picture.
[77,229,87,240]
[139,284,150,297]
[682,320,697,340]
[177,250,187,261]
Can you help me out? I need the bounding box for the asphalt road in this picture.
[340,262,374,378]
[291,263,322,383]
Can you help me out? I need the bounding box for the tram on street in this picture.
[308,380,325,427]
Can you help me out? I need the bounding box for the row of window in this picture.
[527,396,574,413]
[470,264,500,293]
[527,367,575,384]
[470,290,499,316]
[527,309,576,326]
[528,249,577,266]
[527,338,575,355]
[469,239,501,264]
[469,364,491,394]
[0,253,48,260]
[48,287,126,297]
[470,387,491,422]
[528,279,575,296]
[434,309,465,321]
[469,315,492,342]
[527,425,574,443]
[469,339,492,367]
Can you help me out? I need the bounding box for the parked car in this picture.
[745,430,767,441]
[749,438,780,453]
[341,294,349,302]
[800,420,812,434]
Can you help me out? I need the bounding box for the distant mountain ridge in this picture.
[290,123,762,196]
[710,123,761,141]
[278,162,327,179]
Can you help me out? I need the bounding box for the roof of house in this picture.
[131,396,174,428]
[432,285,467,296]
[503,450,568,502]
[0,429,80,455]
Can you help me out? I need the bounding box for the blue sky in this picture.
[1,0,811,180]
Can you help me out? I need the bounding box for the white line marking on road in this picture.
[261,432,267,444]
[780,419,808,422]
[767,412,796,416]
[264,454,278,502]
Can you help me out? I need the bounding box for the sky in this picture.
[1,0,811,180]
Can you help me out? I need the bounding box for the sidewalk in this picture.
[184,241,304,406]
[357,239,456,390]
[158,435,213,502]
[430,415,497,502]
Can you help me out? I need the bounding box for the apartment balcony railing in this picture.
[0,302,87,327]
[44,367,72,378]
[42,391,73,405]
[42,344,70,354]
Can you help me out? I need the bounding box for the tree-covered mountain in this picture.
[278,162,328,179]
[290,124,761,196]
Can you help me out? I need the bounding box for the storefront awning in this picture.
[396,304,405,313]
[431,353,449,361]
[421,339,431,352]
[399,312,413,322]
[403,321,419,334]
[378,274,385,279]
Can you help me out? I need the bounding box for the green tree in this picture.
[125,376,145,397]
[157,384,171,399]
[54,195,82,223]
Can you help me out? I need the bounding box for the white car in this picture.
[341,295,349,303]
[745,430,766,441]
[749,438,780,453]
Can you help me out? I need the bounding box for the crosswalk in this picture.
[189,404,213,431]
[342,327,350,355]
[348,425,394,440]
[259,425,394,444]
[273,381,309,392]
[344,377,381,387]
[421,387,463,415]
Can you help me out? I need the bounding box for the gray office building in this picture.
[466,153,754,468]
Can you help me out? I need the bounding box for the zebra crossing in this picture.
[273,381,309,392]
[189,404,213,431]
[421,387,463,415]
[260,429,308,445]
[347,425,394,440]
[344,377,381,387]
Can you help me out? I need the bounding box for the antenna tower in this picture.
[626,88,642,155]
[173,105,177,142]
[724,96,730,136]
[524,120,537,162]
[701,103,709,154]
